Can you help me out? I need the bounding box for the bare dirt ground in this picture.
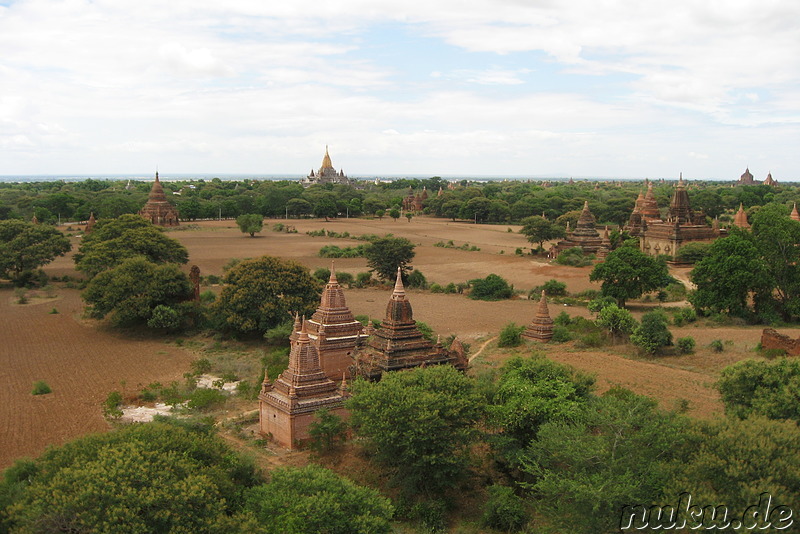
[6,215,796,467]
[0,288,194,469]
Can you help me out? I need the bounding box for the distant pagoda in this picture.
[85,212,96,233]
[138,172,179,226]
[522,290,554,342]
[551,201,603,256]
[732,204,750,228]
[353,268,467,380]
[737,167,755,185]
[763,172,778,187]
[304,264,369,380]
[259,318,348,449]
[300,146,355,188]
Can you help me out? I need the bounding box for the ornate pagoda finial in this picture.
[392,267,406,299]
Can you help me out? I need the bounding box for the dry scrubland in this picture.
[3,215,797,468]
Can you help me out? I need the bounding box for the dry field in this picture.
[3,215,796,467]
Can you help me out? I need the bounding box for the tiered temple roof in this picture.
[259,318,348,449]
[304,265,368,380]
[522,290,554,342]
[764,172,777,186]
[353,268,467,379]
[551,201,603,255]
[300,146,355,188]
[737,167,755,185]
[138,172,179,226]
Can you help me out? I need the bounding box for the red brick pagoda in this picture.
[304,264,368,380]
[353,268,467,379]
[138,172,179,226]
[522,290,554,342]
[259,318,348,449]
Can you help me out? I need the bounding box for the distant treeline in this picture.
[2,175,799,226]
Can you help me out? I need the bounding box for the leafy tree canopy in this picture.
[630,310,672,354]
[0,219,71,282]
[589,246,669,307]
[74,214,188,278]
[519,215,565,249]
[717,358,800,423]
[82,257,193,327]
[243,464,394,534]
[214,256,320,337]
[364,236,415,282]
[469,273,514,300]
[347,366,484,496]
[236,213,264,237]
[0,420,262,534]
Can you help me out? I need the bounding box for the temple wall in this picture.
[761,328,800,356]
[318,347,355,381]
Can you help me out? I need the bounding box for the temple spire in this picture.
[392,267,406,300]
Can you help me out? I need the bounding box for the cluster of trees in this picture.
[4,175,797,228]
[2,353,799,532]
[690,203,800,322]
[0,220,71,286]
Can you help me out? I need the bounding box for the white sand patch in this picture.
[120,403,178,423]
[195,374,240,392]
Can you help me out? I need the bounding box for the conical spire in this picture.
[522,290,554,342]
[733,203,750,228]
[791,203,800,222]
[392,267,406,300]
[536,290,550,317]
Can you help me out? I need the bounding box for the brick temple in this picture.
[352,268,468,380]
[304,265,369,380]
[636,175,723,261]
[138,172,179,226]
[550,201,607,257]
[300,146,355,188]
[258,318,348,449]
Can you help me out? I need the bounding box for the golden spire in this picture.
[321,145,333,169]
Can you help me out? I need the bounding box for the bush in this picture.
[555,247,594,267]
[309,408,348,453]
[353,271,372,288]
[146,305,183,331]
[554,311,571,326]
[588,295,618,313]
[336,271,354,287]
[710,339,724,353]
[551,325,572,343]
[429,283,443,293]
[533,279,568,297]
[677,336,696,354]
[199,290,216,304]
[406,269,427,289]
[469,274,514,301]
[313,267,331,283]
[482,485,528,532]
[264,321,293,346]
[102,390,122,418]
[631,310,673,354]
[31,380,52,396]
[498,322,525,348]
[671,306,697,326]
[190,358,213,375]
[187,388,226,411]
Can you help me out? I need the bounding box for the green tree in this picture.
[0,220,71,283]
[364,236,415,282]
[489,356,595,449]
[347,366,483,496]
[689,231,765,317]
[312,194,338,221]
[589,246,669,307]
[595,304,636,343]
[215,256,320,337]
[519,216,565,250]
[82,257,193,327]
[286,198,312,218]
[243,464,394,534]
[469,273,513,300]
[388,208,400,222]
[1,420,261,534]
[74,214,188,279]
[751,203,800,321]
[630,310,672,354]
[665,416,800,530]
[497,322,525,348]
[520,388,690,534]
[308,409,347,453]
[236,213,264,237]
[717,358,800,423]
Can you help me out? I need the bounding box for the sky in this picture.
[1,0,800,180]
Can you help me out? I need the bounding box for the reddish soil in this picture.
[7,216,796,467]
[0,289,194,469]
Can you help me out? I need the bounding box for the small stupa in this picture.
[791,203,800,222]
[85,212,96,233]
[732,204,750,228]
[522,291,554,342]
[138,172,179,226]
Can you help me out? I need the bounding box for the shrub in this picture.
[631,310,673,354]
[588,295,618,313]
[677,336,696,354]
[429,283,443,293]
[31,380,52,396]
[515,247,523,255]
[14,288,28,304]
[199,290,216,304]
[190,358,213,375]
[264,321,293,346]
[482,485,528,532]
[187,388,226,411]
[551,325,572,343]
[102,390,122,418]
[353,271,372,288]
[49,308,59,314]
[313,267,331,283]
[444,282,457,294]
[554,311,571,326]
[469,274,514,301]
[146,305,183,331]
[406,269,427,289]
[710,339,724,353]
[533,279,568,297]
[555,247,594,267]
[498,322,525,348]
[309,408,348,453]
[336,271,354,287]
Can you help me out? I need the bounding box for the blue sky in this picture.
[1,0,799,179]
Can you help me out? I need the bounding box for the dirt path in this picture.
[469,336,498,363]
